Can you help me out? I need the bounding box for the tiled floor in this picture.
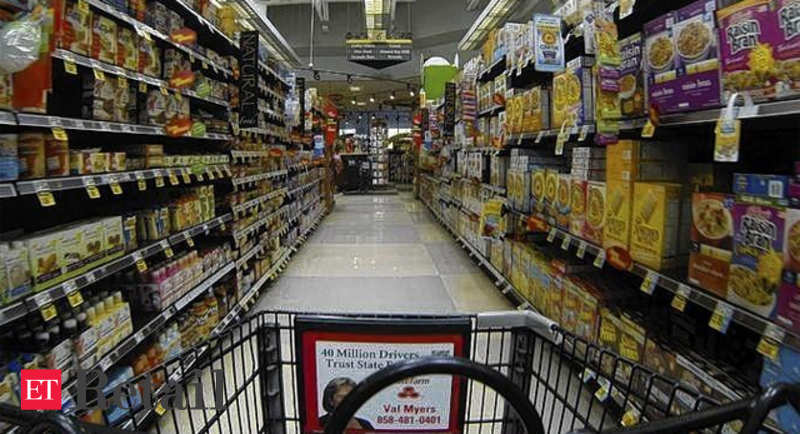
[255,193,512,313]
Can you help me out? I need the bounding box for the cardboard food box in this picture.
[561,278,582,334]
[631,182,683,270]
[116,27,138,71]
[644,10,679,113]
[91,15,117,64]
[688,193,735,297]
[603,179,633,253]
[619,33,645,118]
[2,242,31,305]
[728,202,785,318]
[672,0,721,112]
[556,174,572,230]
[598,308,623,375]
[544,169,559,215]
[551,56,595,129]
[83,73,116,121]
[583,181,605,245]
[525,86,550,132]
[531,167,546,205]
[570,178,587,236]
[575,280,599,342]
[733,173,789,205]
[58,0,92,55]
[138,38,161,77]
[26,230,64,291]
[606,139,640,182]
[101,216,125,258]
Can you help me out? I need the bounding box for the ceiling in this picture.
[309,78,418,111]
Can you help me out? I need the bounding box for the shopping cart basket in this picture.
[1,310,798,434]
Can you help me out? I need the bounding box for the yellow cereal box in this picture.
[556,174,572,230]
[544,169,559,215]
[583,181,606,245]
[606,139,640,182]
[531,167,546,205]
[631,182,683,270]
[570,178,587,236]
[603,179,633,252]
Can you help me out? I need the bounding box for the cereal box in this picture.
[58,0,92,55]
[733,173,790,204]
[728,203,785,318]
[598,308,622,375]
[91,15,117,64]
[603,179,633,253]
[630,182,683,270]
[544,169,559,215]
[583,181,605,245]
[717,0,780,102]
[561,278,581,334]
[644,11,679,113]
[619,33,645,118]
[552,56,595,129]
[524,86,550,132]
[776,0,800,97]
[117,27,138,71]
[556,174,571,230]
[688,193,735,297]
[533,14,565,73]
[778,208,800,333]
[570,177,587,236]
[606,140,639,182]
[672,0,722,111]
[531,167,546,206]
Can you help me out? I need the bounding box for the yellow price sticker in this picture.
[37,191,56,207]
[547,228,557,243]
[220,222,226,231]
[155,402,166,416]
[196,172,204,182]
[40,303,58,321]
[67,290,84,308]
[164,247,174,258]
[117,76,128,88]
[139,81,148,93]
[155,175,165,188]
[709,302,733,334]
[138,179,147,191]
[671,294,687,312]
[202,61,208,70]
[181,170,192,184]
[757,336,780,361]
[169,173,180,186]
[186,236,195,247]
[136,258,148,272]
[576,241,587,259]
[621,409,640,427]
[93,68,105,81]
[593,250,606,268]
[64,59,78,75]
[51,127,68,141]
[555,132,567,155]
[110,181,122,195]
[641,120,656,138]
[77,0,89,13]
[86,184,101,199]
[160,86,169,96]
[640,271,657,295]
[206,168,215,180]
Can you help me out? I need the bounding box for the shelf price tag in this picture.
[169,171,180,185]
[757,324,786,361]
[139,81,148,93]
[135,257,148,272]
[37,190,56,207]
[40,303,58,321]
[186,235,195,247]
[109,177,123,195]
[641,119,656,138]
[154,401,167,416]
[64,58,78,75]
[160,86,169,96]
[547,227,557,243]
[561,234,571,250]
[66,290,84,308]
[594,377,610,402]
[709,301,734,334]
[534,130,545,144]
[593,250,606,268]
[576,240,587,259]
[93,68,105,81]
[620,407,640,427]
[555,132,567,156]
[51,127,68,141]
[196,172,205,182]
[77,0,89,13]
[206,167,215,180]
[117,76,128,89]
[578,125,590,142]
[672,284,691,312]
[135,172,146,191]
[154,174,165,188]
[181,169,192,184]
[640,271,658,295]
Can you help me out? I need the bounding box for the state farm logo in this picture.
[397,386,420,399]
[21,370,62,410]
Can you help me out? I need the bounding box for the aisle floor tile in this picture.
[284,243,438,277]
[310,225,420,244]
[416,223,452,242]
[440,273,513,312]
[255,276,456,313]
[323,211,414,226]
[425,241,481,275]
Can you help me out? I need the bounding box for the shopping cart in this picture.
[1,310,798,434]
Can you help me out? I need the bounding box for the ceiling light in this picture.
[357,102,366,106]
[351,98,356,105]
[390,91,395,100]
[409,89,415,97]
[369,96,375,103]
[349,86,361,92]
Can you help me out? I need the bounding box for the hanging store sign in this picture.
[443,82,456,137]
[346,40,412,69]
[297,77,306,133]
[239,31,259,129]
[295,316,470,433]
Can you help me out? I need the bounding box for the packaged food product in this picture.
[619,33,645,118]
[552,57,594,128]
[717,0,780,102]
[90,152,110,173]
[101,216,125,258]
[603,179,633,253]
[598,308,622,375]
[18,132,46,180]
[111,153,126,171]
[760,347,800,433]
[630,182,683,270]
[1,242,31,305]
[533,14,565,72]
[138,38,161,77]
[140,89,167,125]
[733,173,789,204]
[91,15,117,64]
[688,193,735,297]
[583,181,605,245]
[25,230,64,291]
[672,0,721,111]
[556,174,571,230]
[644,11,679,113]
[544,169,558,214]
[0,73,10,110]
[58,0,92,55]
[116,27,138,71]
[570,178,587,236]
[0,134,18,181]
[45,135,69,177]
[525,86,550,132]
[728,202,784,317]
[84,74,116,121]
[594,2,621,66]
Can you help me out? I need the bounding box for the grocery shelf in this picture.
[0,183,16,198]
[481,183,506,195]
[16,113,232,140]
[287,179,321,196]
[478,105,505,118]
[167,0,238,50]
[506,124,594,145]
[14,165,230,196]
[231,169,287,186]
[231,150,270,160]
[508,207,800,353]
[232,205,289,241]
[259,61,290,88]
[84,0,233,77]
[232,188,287,215]
[477,56,506,83]
[0,214,234,328]
[52,49,231,108]
[0,111,15,125]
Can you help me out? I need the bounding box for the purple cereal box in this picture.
[728,202,785,318]
[717,0,781,102]
[672,0,722,111]
[619,33,645,118]
[644,12,679,113]
[775,0,800,97]
[778,281,800,334]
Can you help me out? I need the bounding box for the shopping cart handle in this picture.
[0,403,88,434]
[323,356,545,434]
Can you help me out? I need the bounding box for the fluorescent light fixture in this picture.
[350,86,361,91]
[457,0,519,51]
[357,102,367,106]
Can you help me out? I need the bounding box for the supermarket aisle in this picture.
[255,192,512,313]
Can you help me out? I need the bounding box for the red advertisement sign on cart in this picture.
[295,317,471,433]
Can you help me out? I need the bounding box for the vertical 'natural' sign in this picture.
[239,31,259,129]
